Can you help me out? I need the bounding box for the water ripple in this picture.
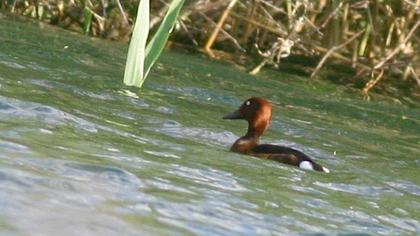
[167,164,247,192]
[152,122,238,147]
[385,180,420,197]
[313,181,397,197]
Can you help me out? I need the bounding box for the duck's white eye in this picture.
[245,100,251,106]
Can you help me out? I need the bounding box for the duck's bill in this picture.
[223,109,243,119]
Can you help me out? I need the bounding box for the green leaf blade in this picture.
[144,0,185,78]
[123,0,150,87]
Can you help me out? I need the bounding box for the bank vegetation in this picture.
[1,0,419,99]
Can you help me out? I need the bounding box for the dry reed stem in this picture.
[316,2,343,31]
[409,66,420,87]
[249,59,268,75]
[312,44,371,71]
[241,0,259,44]
[374,20,420,69]
[362,69,384,98]
[310,30,365,79]
[11,0,17,13]
[86,7,105,32]
[385,22,395,47]
[204,0,239,58]
[115,0,128,25]
[352,40,358,68]
[230,12,286,36]
[178,20,198,46]
[198,11,244,52]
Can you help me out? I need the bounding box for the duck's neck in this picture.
[230,119,268,153]
[245,118,268,139]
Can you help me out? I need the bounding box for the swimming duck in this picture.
[223,97,330,173]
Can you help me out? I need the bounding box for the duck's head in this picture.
[223,97,272,137]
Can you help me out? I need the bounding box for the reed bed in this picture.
[2,0,419,96]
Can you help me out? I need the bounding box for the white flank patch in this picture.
[322,167,330,173]
[299,161,314,170]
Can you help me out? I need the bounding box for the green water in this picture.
[0,16,419,235]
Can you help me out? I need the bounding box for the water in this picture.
[0,16,419,235]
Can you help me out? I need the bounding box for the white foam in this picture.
[299,161,314,170]
[322,167,330,173]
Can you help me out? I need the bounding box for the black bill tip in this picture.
[222,109,242,119]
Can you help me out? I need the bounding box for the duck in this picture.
[223,97,330,173]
